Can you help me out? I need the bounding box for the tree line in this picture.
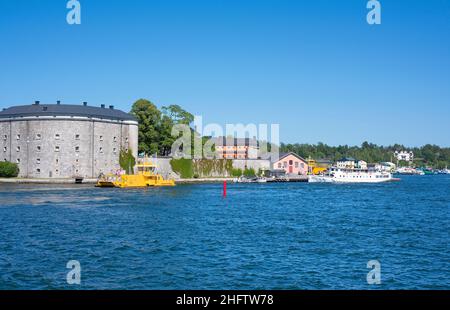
[280,142,450,168]
[131,99,450,168]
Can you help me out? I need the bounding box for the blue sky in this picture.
[0,0,449,146]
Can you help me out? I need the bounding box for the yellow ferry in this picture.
[96,159,175,188]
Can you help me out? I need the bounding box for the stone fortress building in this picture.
[0,101,138,179]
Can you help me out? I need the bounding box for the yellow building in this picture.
[307,157,332,175]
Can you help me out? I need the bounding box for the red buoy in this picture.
[223,181,227,197]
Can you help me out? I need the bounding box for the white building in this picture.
[394,151,414,162]
[336,157,368,170]
[375,162,397,172]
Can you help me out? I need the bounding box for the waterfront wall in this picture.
[153,157,180,180]
[232,159,271,172]
[160,158,271,179]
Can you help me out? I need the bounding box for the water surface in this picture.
[0,176,449,289]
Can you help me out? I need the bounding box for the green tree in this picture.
[162,104,194,125]
[131,99,162,155]
[0,161,19,178]
[159,114,176,156]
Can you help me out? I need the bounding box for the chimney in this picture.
[109,105,114,109]
[34,101,40,105]
[83,102,88,106]
[101,104,105,108]
[57,100,61,105]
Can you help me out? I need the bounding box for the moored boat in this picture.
[395,167,424,175]
[309,167,396,183]
[234,176,268,183]
[96,159,175,188]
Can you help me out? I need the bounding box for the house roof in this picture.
[337,157,358,162]
[316,159,333,164]
[0,103,137,122]
[274,152,307,163]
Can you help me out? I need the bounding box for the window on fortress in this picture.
[36,134,41,140]
[16,134,20,140]
[99,147,103,153]
[36,169,41,174]
[75,146,80,152]
[113,148,117,153]
[16,146,20,152]
[3,135,6,140]
[99,136,103,141]
[3,147,6,152]
[37,146,41,152]
[16,158,20,164]
[55,146,60,152]
[75,134,80,140]
[36,159,40,164]
[113,137,117,142]
[55,134,60,140]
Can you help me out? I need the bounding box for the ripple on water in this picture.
[0,176,449,289]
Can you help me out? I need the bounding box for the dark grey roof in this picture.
[316,158,333,164]
[0,103,137,122]
[338,157,358,162]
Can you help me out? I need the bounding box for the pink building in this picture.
[213,137,259,159]
[272,152,309,175]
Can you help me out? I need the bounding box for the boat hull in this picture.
[96,174,175,188]
[308,174,395,183]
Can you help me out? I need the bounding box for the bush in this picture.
[0,161,19,178]
[231,168,243,177]
[243,168,256,177]
[170,158,193,178]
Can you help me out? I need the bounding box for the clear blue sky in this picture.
[1,0,449,146]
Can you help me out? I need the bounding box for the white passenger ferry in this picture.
[308,167,394,183]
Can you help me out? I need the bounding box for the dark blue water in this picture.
[0,176,449,290]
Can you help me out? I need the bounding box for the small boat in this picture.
[234,176,267,183]
[436,167,450,175]
[417,168,438,175]
[309,167,396,183]
[96,160,175,188]
[395,167,424,175]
